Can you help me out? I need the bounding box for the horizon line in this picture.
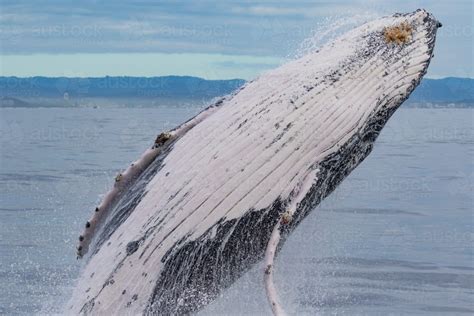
[1,75,473,81]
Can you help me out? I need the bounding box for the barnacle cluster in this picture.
[384,22,413,44]
[154,132,172,147]
[280,211,293,225]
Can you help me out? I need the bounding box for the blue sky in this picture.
[0,0,472,79]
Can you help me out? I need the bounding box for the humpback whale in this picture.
[68,9,440,315]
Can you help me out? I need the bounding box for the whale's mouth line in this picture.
[69,9,440,315]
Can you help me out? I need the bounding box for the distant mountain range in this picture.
[0,76,472,108]
[406,77,473,106]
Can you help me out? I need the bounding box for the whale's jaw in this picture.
[68,10,440,315]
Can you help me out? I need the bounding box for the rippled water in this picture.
[0,107,472,315]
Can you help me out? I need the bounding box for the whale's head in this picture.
[292,9,442,142]
[367,9,441,128]
[352,9,441,111]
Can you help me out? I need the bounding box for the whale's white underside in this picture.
[69,10,439,315]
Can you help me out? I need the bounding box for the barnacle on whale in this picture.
[280,211,293,225]
[154,132,172,146]
[384,22,413,44]
[115,173,122,183]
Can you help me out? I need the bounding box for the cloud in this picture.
[231,5,309,17]
[0,0,472,78]
[231,4,366,18]
[0,1,369,56]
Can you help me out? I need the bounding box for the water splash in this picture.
[294,12,381,59]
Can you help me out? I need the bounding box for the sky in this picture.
[0,0,472,80]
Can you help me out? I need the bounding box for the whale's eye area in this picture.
[384,22,413,44]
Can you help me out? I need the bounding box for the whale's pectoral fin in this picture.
[264,167,319,315]
[76,135,174,259]
[76,97,230,259]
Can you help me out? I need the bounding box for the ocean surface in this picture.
[0,106,472,315]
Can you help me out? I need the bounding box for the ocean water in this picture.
[0,106,472,315]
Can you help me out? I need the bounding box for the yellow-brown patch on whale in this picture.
[384,22,413,45]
